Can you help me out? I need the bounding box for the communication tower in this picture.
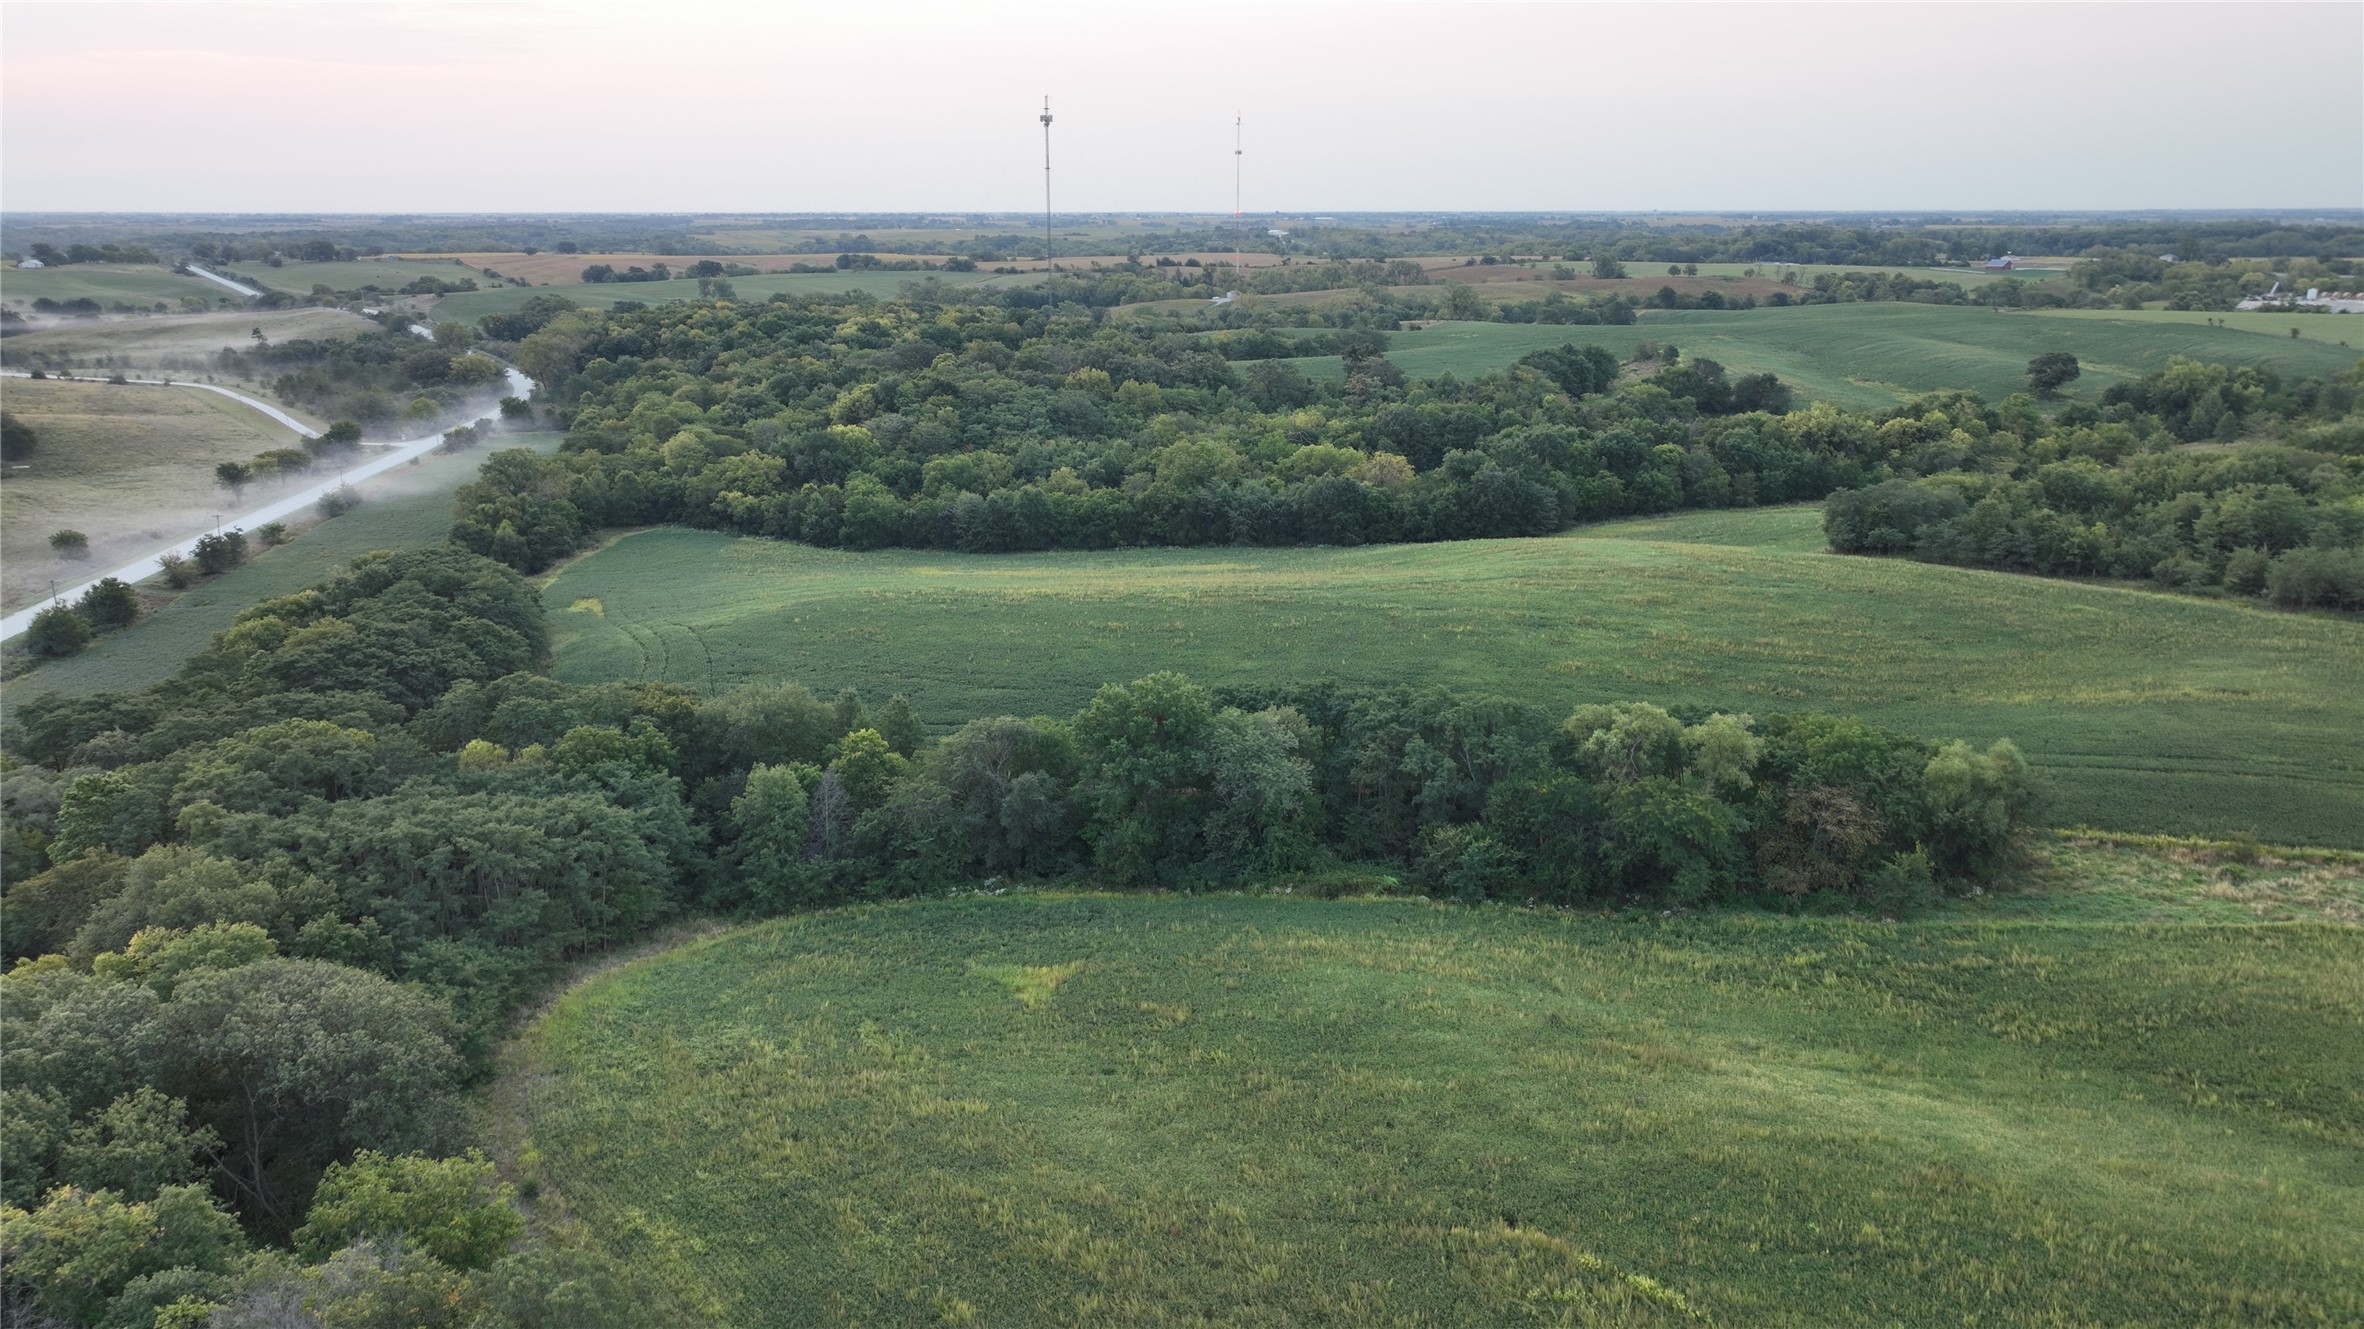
[1040,95,1055,308]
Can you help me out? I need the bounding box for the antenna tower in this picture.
[1232,110,1243,291]
[1040,95,1055,309]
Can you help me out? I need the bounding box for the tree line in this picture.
[442,294,1866,571]
[1823,359,2363,610]
[0,538,2038,1323]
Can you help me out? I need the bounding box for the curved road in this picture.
[2,367,531,641]
[183,264,263,299]
[1,370,318,437]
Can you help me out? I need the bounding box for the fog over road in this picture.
[2,366,531,641]
[183,263,263,298]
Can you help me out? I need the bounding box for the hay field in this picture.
[541,509,2364,847]
[513,893,2364,1326]
[0,377,311,611]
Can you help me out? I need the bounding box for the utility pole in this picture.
[1040,95,1055,310]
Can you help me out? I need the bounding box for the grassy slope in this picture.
[541,508,2364,848]
[517,894,2364,1327]
[13,434,563,698]
[0,308,380,388]
[0,379,311,612]
[429,270,995,322]
[0,262,228,308]
[1278,305,2362,409]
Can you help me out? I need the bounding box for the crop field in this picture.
[217,256,492,295]
[541,508,2364,847]
[0,261,228,310]
[0,307,378,385]
[429,270,997,322]
[1278,305,2364,408]
[512,893,2364,1326]
[13,433,565,698]
[0,377,312,611]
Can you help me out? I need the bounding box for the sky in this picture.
[2,0,2358,215]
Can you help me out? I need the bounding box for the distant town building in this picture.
[2158,253,2179,264]
[16,258,43,269]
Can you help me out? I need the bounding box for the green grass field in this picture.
[430,271,997,322]
[1,262,229,309]
[540,509,2364,847]
[219,256,490,295]
[12,434,563,697]
[513,892,2364,1326]
[1278,305,2362,409]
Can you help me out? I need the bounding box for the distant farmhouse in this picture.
[1984,255,2015,270]
[15,258,43,269]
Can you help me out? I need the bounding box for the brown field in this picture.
[0,377,313,611]
[0,308,375,391]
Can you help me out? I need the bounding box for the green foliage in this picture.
[0,1185,242,1327]
[28,604,95,657]
[149,961,465,1233]
[2026,350,2081,394]
[74,578,140,631]
[295,1152,523,1272]
[190,531,249,576]
[1,408,38,461]
[724,763,813,911]
[88,923,278,996]
[50,529,91,558]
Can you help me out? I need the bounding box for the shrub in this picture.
[2222,547,2272,596]
[253,522,289,549]
[74,577,139,629]
[191,530,249,576]
[157,552,197,589]
[48,529,90,559]
[2265,545,2364,610]
[25,605,93,657]
[318,485,363,519]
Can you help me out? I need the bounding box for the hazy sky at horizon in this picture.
[3,1,2357,215]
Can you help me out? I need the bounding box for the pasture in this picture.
[513,894,2364,1326]
[14,433,565,697]
[541,509,2364,847]
[430,270,996,322]
[0,377,310,612]
[0,307,379,387]
[1277,305,2364,408]
[0,261,228,310]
